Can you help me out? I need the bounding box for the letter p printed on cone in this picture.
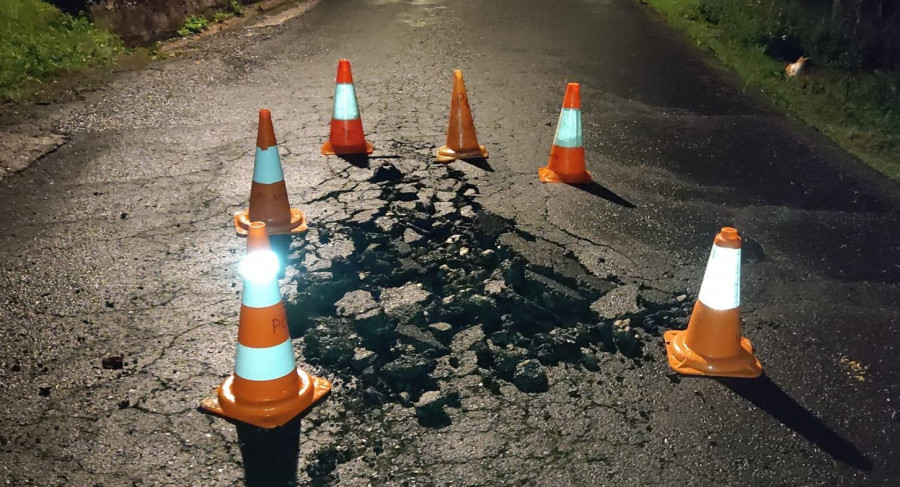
[664,227,762,378]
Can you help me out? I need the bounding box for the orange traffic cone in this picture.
[664,227,762,378]
[200,226,330,428]
[234,109,308,236]
[539,83,592,184]
[321,59,374,156]
[436,70,488,162]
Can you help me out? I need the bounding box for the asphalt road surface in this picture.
[1,0,899,485]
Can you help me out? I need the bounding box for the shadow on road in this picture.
[269,235,294,279]
[459,157,494,172]
[337,154,370,168]
[236,416,302,486]
[719,374,872,470]
[569,181,636,208]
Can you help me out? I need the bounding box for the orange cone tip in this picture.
[562,82,581,109]
[245,221,271,252]
[664,227,762,378]
[256,109,277,150]
[336,59,353,84]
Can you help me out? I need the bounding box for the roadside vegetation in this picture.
[177,15,211,37]
[0,0,123,100]
[1,0,249,100]
[643,0,900,180]
[180,1,245,37]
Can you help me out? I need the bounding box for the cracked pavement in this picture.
[1,0,899,485]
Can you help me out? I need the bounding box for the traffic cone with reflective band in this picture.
[200,243,330,429]
[436,70,488,163]
[321,60,374,156]
[539,83,592,184]
[234,109,308,236]
[664,227,762,378]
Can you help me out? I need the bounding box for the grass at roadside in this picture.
[642,0,900,181]
[0,0,124,100]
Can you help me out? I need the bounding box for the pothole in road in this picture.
[282,159,691,406]
[277,158,693,482]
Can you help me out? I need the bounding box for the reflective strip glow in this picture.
[240,250,282,308]
[252,146,284,184]
[332,84,360,120]
[241,278,281,308]
[697,246,741,310]
[553,108,583,148]
[234,340,296,381]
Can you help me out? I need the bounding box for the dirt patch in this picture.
[0,126,66,181]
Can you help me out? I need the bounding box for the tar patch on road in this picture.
[253,142,693,484]
[272,151,693,481]
[286,162,698,391]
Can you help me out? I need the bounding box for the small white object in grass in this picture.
[786,56,807,78]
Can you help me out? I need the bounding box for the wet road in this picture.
[1,0,899,485]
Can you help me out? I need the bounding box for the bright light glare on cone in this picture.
[239,250,279,284]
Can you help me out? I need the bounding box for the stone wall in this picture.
[87,0,251,46]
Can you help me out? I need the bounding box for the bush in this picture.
[698,0,900,70]
[230,0,244,17]
[177,15,209,37]
[0,0,123,99]
[644,0,900,179]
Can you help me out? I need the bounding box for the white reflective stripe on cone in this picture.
[333,84,360,121]
[234,339,297,381]
[697,245,741,310]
